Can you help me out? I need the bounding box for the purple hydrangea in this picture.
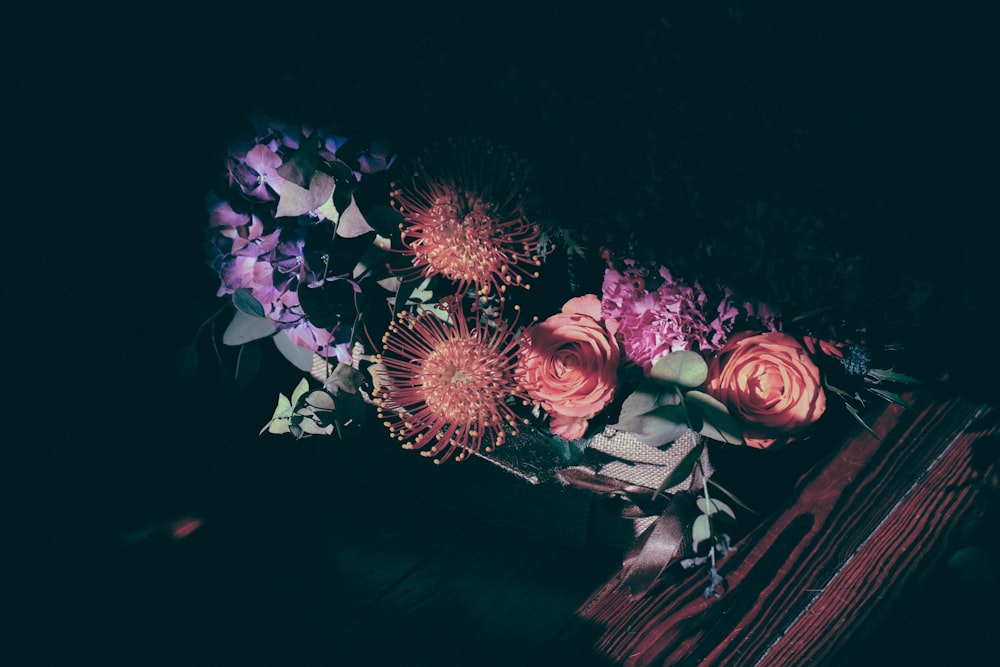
[205,116,393,358]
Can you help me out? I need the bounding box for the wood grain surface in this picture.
[564,394,999,666]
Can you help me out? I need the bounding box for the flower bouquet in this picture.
[196,114,919,598]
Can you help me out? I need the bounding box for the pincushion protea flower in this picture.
[390,138,545,301]
[374,304,527,463]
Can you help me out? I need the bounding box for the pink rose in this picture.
[706,331,827,449]
[517,295,621,440]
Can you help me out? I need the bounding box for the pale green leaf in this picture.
[275,171,337,218]
[692,514,712,553]
[222,310,277,346]
[315,196,339,223]
[616,380,682,423]
[336,195,374,238]
[273,330,316,372]
[650,351,708,388]
[289,378,311,405]
[262,418,291,436]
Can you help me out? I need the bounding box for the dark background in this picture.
[9,1,1000,664]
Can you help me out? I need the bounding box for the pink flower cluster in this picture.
[601,260,738,375]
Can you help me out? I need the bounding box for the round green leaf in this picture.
[650,351,708,388]
[232,288,266,318]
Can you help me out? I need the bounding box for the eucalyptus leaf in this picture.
[336,195,374,238]
[692,514,712,553]
[685,390,744,445]
[232,288,266,318]
[650,351,708,388]
[613,404,692,448]
[616,379,682,424]
[274,331,316,372]
[222,310,278,346]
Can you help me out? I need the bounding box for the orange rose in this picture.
[706,331,826,449]
[517,295,620,440]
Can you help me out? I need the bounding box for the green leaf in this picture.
[260,391,294,435]
[621,409,693,448]
[654,442,704,498]
[289,378,311,405]
[650,351,708,388]
[866,368,921,384]
[233,288,266,318]
[697,497,736,521]
[707,479,759,516]
[616,379,682,424]
[692,514,712,553]
[273,330,316,372]
[844,402,880,439]
[275,170,337,218]
[685,390,744,445]
[867,387,915,411]
[222,310,278,345]
[335,195,375,238]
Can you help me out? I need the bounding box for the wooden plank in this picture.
[566,395,996,666]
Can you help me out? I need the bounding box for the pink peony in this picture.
[516,295,620,440]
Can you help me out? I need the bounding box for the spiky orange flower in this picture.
[374,304,527,463]
[390,138,545,300]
